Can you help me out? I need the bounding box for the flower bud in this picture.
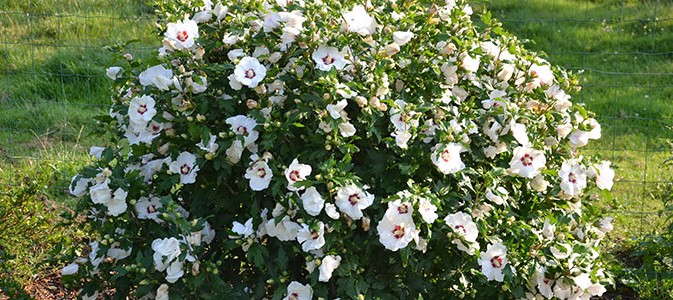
[361,216,371,231]
[124,53,133,60]
[354,96,367,107]
[246,99,258,109]
[196,114,206,122]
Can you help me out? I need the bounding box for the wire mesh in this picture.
[1,1,672,236]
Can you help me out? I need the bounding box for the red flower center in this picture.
[568,172,577,183]
[289,170,301,182]
[348,194,360,205]
[392,225,405,239]
[137,104,148,114]
[454,224,466,234]
[236,126,249,136]
[520,153,533,167]
[180,164,191,175]
[289,292,300,300]
[441,149,452,162]
[176,30,189,42]
[322,54,335,65]
[245,69,256,79]
[397,204,409,214]
[490,255,503,268]
[256,167,267,178]
[310,230,320,240]
[146,205,157,214]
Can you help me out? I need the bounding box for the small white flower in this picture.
[550,243,571,260]
[301,187,324,216]
[234,56,267,88]
[444,212,479,254]
[509,146,546,178]
[152,237,182,271]
[197,134,219,154]
[89,180,112,205]
[164,18,199,50]
[431,143,465,174]
[312,46,348,71]
[284,281,312,300]
[245,155,273,191]
[591,161,614,191]
[326,100,348,120]
[225,115,259,147]
[107,244,132,260]
[165,260,184,283]
[169,152,200,184]
[598,217,613,233]
[61,262,79,275]
[338,122,357,137]
[559,160,587,197]
[296,222,325,252]
[266,216,301,241]
[460,52,480,73]
[377,200,416,251]
[541,219,556,239]
[201,221,216,244]
[392,31,414,45]
[569,118,601,147]
[232,218,254,238]
[535,267,554,299]
[335,184,374,220]
[106,66,122,79]
[156,284,169,300]
[342,5,377,36]
[530,174,550,192]
[106,188,128,216]
[135,196,163,222]
[478,242,508,282]
[128,95,157,129]
[418,198,438,224]
[139,65,173,90]
[285,158,312,191]
[69,175,91,197]
[325,203,340,219]
[319,255,341,282]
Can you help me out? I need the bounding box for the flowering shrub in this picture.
[64,0,617,299]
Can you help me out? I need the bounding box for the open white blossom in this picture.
[226,115,259,147]
[128,95,157,129]
[444,212,479,255]
[478,242,508,282]
[342,5,377,35]
[164,18,199,50]
[234,56,267,88]
[168,151,200,184]
[312,46,348,71]
[392,31,414,45]
[106,66,121,80]
[139,65,173,90]
[319,255,341,282]
[284,281,312,300]
[335,184,374,220]
[559,160,587,197]
[135,196,163,222]
[296,222,325,252]
[418,198,438,224]
[509,146,546,178]
[266,216,301,241]
[232,218,254,238]
[285,158,312,191]
[377,200,416,251]
[431,143,465,174]
[301,187,325,216]
[245,154,273,191]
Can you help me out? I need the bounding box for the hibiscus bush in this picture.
[63,0,617,299]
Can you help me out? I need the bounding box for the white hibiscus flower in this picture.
[231,218,254,238]
[588,161,614,191]
[244,154,273,191]
[392,31,414,45]
[377,200,416,251]
[431,143,465,174]
[342,5,377,36]
[418,198,438,224]
[196,134,219,154]
[301,187,324,216]
[284,281,312,300]
[444,212,479,255]
[135,196,163,222]
[285,158,312,191]
[334,184,374,220]
[234,56,267,88]
[106,188,128,216]
[168,152,200,184]
[105,66,122,79]
[266,216,301,241]
[296,222,326,252]
[478,242,508,282]
[559,160,587,197]
[509,146,546,178]
[69,175,92,197]
[139,65,173,90]
[312,46,348,71]
[151,237,182,272]
[319,255,341,282]
[225,115,259,147]
[128,95,157,129]
[164,18,199,50]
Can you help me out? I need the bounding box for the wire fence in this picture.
[2,0,673,234]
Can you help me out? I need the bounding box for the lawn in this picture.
[1,0,673,298]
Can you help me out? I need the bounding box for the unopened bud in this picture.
[246,99,258,109]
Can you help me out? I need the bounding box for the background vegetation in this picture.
[1,0,672,298]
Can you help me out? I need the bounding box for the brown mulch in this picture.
[22,271,78,300]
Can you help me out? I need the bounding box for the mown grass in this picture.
[0,0,156,294]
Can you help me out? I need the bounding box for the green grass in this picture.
[479,0,673,240]
[0,0,156,295]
